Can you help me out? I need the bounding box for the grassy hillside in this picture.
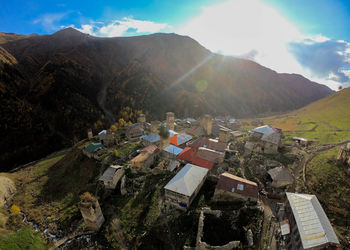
[260,87,350,144]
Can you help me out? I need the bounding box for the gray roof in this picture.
[261,132,281,145]
[99,167,118,182]
[286,193,339,249]
[267,166,293,182]
[141,133,160,143]
[167,160,180,171]
[249,125,275,135]
[164,163,208,196]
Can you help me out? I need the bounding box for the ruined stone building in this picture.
[78,192,105,231]
[284,192,340,250]
[98,165,124,190]
[213,173,259,202]
[267,166,293,188]
[337,143,350,165]
[164,163,208,210]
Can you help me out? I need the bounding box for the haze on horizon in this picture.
[1,0,350,90]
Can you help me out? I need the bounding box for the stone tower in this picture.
[78,192,105,231]
[87,129,93,139]
[151,120,161,133]
[219,128,230,143]
[202,114,212,136]
[137,114,146,124]
[166,112,175,131]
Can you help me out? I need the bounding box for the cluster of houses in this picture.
[79,112,340,249]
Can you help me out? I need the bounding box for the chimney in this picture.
[202,114,212,136]
[166,112,175,131]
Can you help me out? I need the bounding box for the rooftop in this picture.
[249,125,275,135]
[267,166,293,182]
[85,142,103,153]
[261,132,281,145]
[99,165,122,182]
[286,192,339,249]
[163,144,183,156]
[164,163,208,196]
[141,133,160,143]
[170,133,193,146]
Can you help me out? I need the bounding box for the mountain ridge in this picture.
[0,28,333,169]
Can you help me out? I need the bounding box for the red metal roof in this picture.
[177,147,198,162]
[192,157,214,170]
[216,173,258,199]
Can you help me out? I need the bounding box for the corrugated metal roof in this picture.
[216,172,258,199]
[188,137,227,152]
[163,145,183,156]
[192,157,214,170]
[286,193,339,249]
[177,147,198,162]
[196,147,224,163]
[168,130,178,138]
[98,130,107,135]
[141,133,160,143]
[85,143,103,153]
[164,164,208,196]
[170,133,193,146]
[249,125,275,135]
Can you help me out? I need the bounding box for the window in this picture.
[237,184,244,190]
[231,187,235,192]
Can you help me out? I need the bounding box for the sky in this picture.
[1,0,350,90]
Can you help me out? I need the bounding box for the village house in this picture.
[162,144,183,159]
[98,130,107,143]
[177,146,215,170]
[267,166,294,188]
[259,132,281,154]
[284,192,340,250]
[188,137,227,152]
[131,145,158,168]
[213,173,259,202]
[141,133,160,146]
[83,142,105,159]
[126,124,144,142]
[164,163,209,210]
[169,133,193,148]
[98,165,124,190]
[249,125,275,139]
[181,125,205,137]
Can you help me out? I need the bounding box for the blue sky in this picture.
[1,0,350,89]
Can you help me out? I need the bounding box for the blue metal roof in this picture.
[176,133,193,145]
[141,133,160,143]
[98,130,107,135]
[163,144,183,156]
[249,125,274,135]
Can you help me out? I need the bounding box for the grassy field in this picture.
[241,88,350,145]
[0,227,47,250]
[306,149,350,237]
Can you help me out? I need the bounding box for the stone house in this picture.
[267,166,293,188]
[83,142,104,159]
[126,124,144,142]
[284,192,340,250]
[98,165,124,190]
[131,145,158,168]
[292,137,309,147]
[260,132,281,154]
[213,173,259,202]
[164,163,209,210]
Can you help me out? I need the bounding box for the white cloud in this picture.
[33,12,69,31]
[177,0,350,90]
[73,17,169,37]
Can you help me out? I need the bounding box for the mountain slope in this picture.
[262,87,350,144]
[0,28,333,169]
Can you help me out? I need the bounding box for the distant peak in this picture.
[53,27,83,36]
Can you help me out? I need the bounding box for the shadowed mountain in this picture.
[0,28,333,170]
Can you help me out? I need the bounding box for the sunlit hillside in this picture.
[259,87,350,144]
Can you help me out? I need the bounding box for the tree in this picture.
[158,125,169,139]
[118,118,125,127]
[110,124,118,132]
